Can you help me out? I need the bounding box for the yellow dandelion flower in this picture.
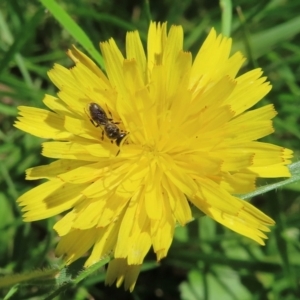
[15,22,293,291]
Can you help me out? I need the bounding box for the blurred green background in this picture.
[0,0,300,299]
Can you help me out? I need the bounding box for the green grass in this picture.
[1,0,300,299]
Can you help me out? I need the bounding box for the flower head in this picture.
[15,22,293,291]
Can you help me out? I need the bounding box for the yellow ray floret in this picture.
[15,21,293,291]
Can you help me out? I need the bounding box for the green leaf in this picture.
[40,0,104,69]
[220,0,232,37]
[180,267,252,300]
[0,8,44,78]
[0,268,60,289]
[233,16,300,58]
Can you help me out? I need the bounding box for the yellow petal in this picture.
[42,140,108,160]
[220,172,256,194]
[55,228,97,264]
[100,39,126,97]
[126,30,146,83]
[53,211,76,236]
[14,106,71,139]
[151,198,175,260]
[114,193,140,259]
[26,159,88,180]
[248,164,292,178]
[85,211,124,267]
[68,45,110,85]
[17,180,84,221]
[225,69,272,115]
[105,258,141,292]
[147,22,167,71]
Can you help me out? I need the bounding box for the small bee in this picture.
[88,102,127,146]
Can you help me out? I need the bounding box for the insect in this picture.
[88,102,127,146]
